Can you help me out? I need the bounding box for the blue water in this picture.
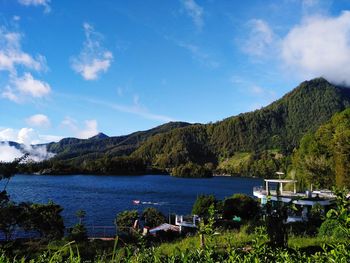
[4,174,262,228]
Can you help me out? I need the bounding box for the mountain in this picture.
[46,121,191,164]
[132,78,350,172]
[12,78,350,177]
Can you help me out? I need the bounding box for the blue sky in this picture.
[0,0,350,144]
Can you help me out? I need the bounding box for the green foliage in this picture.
[293,108,350,188]
[325,188,350,238]
[0,192,22,241]
[75,210,86,224]
[116,210,139,232]
[222,193,260,221]
[318,219,340,237]
[192,195,218,218]
[67,223,88,242]
[171,162,212,177]
[141,208,166,228]
[133,78,350,177]
[21,201,65,241]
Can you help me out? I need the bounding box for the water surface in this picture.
[5,174,263,227]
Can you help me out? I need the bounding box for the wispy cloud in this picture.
[71,23,113,80]
[86,97,176,123]
[173,39,219,68]
[230,75,277,107]
[242,19,278,58]
[61,117,99,139]
[0,26,51,103]
[181,0,204,30]
[18,0,51,13]
[26,114,50,128]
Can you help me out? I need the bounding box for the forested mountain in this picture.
[45,121,191,163]
[5,78,350,178]
[132,78,350,173]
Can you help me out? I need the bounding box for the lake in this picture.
[5,174,263,228]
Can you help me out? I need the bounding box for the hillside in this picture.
[292,107,350,188]
[10,77,350,177]
[132,78,350,174]
[45,121,191,163]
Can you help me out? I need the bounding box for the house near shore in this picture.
[253,178,336,223]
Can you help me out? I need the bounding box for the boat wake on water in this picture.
[132,200,167,206]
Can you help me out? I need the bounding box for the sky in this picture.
[0,0,350,145]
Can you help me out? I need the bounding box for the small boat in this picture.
[132,200,140,205]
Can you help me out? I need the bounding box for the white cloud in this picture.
[71,23,113,80]
[0,142,23,162]
[0,28,45,73]
[281,11,350,86]
[243,19,277,57]
[0,27,51,102]
[26,114,50,128]
[0,142,55,162]
[181,0,204,30]
[61,117,99,139]
[77,120,99,139]
[18,127,38,144]
[2,73,51,103]
[0,127,60,144]
[18,0,51,13]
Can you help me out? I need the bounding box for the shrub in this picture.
[192,195,217,218]
[67,223,88,242]
[142,208,166,228]
[222,193,260,221]
[116,210,139,233]
[318,219,339,237]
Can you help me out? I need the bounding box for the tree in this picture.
[141,207,166,228]
[116,210,139,233]
[0,154,28,191]
[192,195,217,218]
[0,191,22,241]
[222,193,260,221]
[76,209,86,224]
[22,201,65,241]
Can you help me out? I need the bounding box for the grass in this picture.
[155,228,255,256]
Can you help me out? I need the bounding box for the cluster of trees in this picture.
[19,156,149,175]
[191,194,260,222]
[171,162,213,177]
[292,108,350,189]
[0,157,65,241]
[0,191,65,241]
[217,151,289,177]
[115,208,166,233]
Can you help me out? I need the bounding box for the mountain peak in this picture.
[89,132,109,140]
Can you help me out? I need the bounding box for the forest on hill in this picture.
[15,78,350,186]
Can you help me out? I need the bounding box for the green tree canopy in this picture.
[141,207,166,228]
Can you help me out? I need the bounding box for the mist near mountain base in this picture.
[0,142,55,162]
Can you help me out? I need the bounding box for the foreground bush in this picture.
[0,239,349,262]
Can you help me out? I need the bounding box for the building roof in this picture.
[149,223,179,234]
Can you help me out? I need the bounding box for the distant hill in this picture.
[45,121,192,164]
[132,78,350,171]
